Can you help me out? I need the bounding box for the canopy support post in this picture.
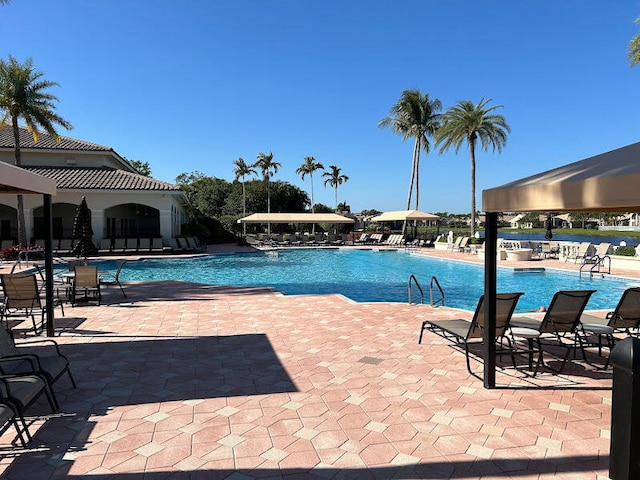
[483,212,498,388]
[44,194,55,337]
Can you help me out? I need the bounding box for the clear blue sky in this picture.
[2,1,639,214]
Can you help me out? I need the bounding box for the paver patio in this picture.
[0,246,618,479]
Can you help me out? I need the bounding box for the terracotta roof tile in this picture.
[24,166,182,191]
[0,125,113,152]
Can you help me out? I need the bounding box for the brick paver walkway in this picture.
[0,246,618,479]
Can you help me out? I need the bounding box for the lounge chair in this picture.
[186,236,207,252]
[314,233,328,245]
[457,236,470,252]
[580,287,640,365]
[420,292,524,376]
[510,290,596,374]
[123,238,138,253]
[151,237,165,252]
[71,266,101,306]
[0,323,76,410]
[176,237,192,251]
[581,242,612,273]
[355,233,370,244]
[446,236,464,252]
[564,241,592,263]
[540,241,560,259]
[56,238,75,255]
[98,238,112,254]
[99,260,127,298]
[138,238,151,252]
[112,238,126,253]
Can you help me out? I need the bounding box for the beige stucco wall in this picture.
[0,190,186,244]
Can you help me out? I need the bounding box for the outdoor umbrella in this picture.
[72,197,98,258]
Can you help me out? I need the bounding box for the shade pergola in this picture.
[479,142,640,388]
[238,213,355,224]
[0,162,57,337]
[370,210,440,222]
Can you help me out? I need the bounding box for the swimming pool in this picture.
[84,249,637,312]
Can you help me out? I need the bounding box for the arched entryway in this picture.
[104,203,160,239]
[0,203,17,243]
[33,202,79,242]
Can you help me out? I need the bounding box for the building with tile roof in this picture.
[0,126,188,249]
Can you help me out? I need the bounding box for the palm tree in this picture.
[628,17,640,67]
[232,157,257,235]
[0,55,73,246]
[378,89,442,211]
[322,165,349,210]
[435,97,510,237]
[296,156,324,213]
[252,151,281,234]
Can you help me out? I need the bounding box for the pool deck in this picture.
[0,244,631,479]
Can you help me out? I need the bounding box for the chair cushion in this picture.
[510,327,540,339]
[581,323,614,334]
[1,356,68,380]
[4,376,46,406]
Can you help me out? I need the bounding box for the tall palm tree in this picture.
[628,16,640,67]
[378,89,442,211]
[232,157,257,235]
[252,151,281,235]
[435,97,510,237]
[322,165,349,210]
[296,156,324,213]
[0,55,73,246]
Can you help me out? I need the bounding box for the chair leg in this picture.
[66,367,77,389]
[118,282,126,298]
[418,321,427,344]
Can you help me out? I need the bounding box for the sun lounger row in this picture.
[247,233,347,247]
[98,237,167,254]
[419,287,640,377]
[168,237,207,252]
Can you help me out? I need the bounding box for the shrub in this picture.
[614,246,637,256]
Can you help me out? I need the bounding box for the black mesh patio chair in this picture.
[0,323,76,410]
[510,290,596,375]
[420,292,525,376]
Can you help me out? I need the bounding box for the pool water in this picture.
[83,249,636,312]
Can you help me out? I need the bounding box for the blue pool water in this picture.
[82,249,637,312]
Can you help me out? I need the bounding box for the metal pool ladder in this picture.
[408,275,445,306]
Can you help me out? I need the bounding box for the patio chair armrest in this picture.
[16,339,64,355]
[0,354,41,372]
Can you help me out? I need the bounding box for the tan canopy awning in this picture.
[238,213,355,224]
[0,162,57,195]
[371,210,439,222]
[482,142,640,213]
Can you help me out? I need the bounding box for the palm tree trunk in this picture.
[242,179,246,235]
[311,175,315,234]
[267,180,271,236]
[469,139,477,237]
[12,117,27,246]
[335,186,338,210]
[414,141,421,210]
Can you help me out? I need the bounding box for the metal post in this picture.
[483,212,498,388]
[44,194,55,337]
[609,337,640,479]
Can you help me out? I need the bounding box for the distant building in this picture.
[0,126,188,246]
